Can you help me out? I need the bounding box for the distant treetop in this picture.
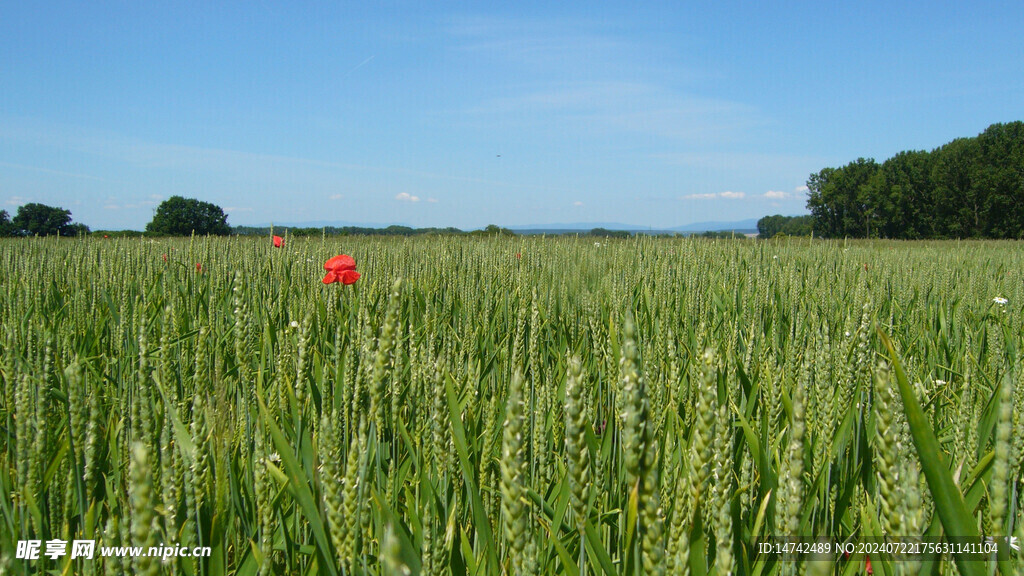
[146,196,231,236]
[757,215,813,238]
[3,203,89,236]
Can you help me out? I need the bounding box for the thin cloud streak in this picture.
[682,191,746,200]
[0,160,108,182]
[460,81,761,144]
[0,118,551,191]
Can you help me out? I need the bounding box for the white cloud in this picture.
[573,200,584,206]
[795,185,809,193]
[395,192,420,203]
[6,195,29,206]
[719,191,745,199]
[329,194,344,200]
[764,190,788,199]
[683,193,719,200]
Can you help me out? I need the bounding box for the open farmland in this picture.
[1,235,1022,575]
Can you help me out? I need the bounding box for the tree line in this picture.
[233,224,470,237]
[756,214,813,238]
[805,121,1024,239]
[0,204,90,237]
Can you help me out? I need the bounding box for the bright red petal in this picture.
[273,235,283,247]
[322,271,339,284]
[339,270,360,285]
[324,254,356,271]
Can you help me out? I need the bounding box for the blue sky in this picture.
[2,1,1021,230]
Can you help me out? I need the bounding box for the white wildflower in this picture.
[290,320,299,328]
[993,296,1008,305]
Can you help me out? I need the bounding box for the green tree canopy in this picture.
[805,121,1024,239]
[0,210,16,237]
[146,196,231,236]
[11,203,82,236]
[806,158,880,238]
[471,224,515,236]
[757,215,786,238]
[588,227,630,238]
[757,214,813,238]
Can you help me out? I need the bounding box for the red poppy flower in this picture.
[323,269,361,285]
[103,234,109,239]
[324,254,356,272]
[162,254,168,262]
[515,252,521,260]
[323,254,360,285]
[273,235,284,248]
[195,262,203,272]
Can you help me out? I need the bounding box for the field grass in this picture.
[0,234,1022,575]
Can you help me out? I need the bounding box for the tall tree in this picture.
[931,137,982,237]
[806,167,840,237]
[0,210,18,237]
[976,121,1024,238]
[846,158,882,238]
[806,159,880,237]
[12,203,77,236]
[146,196,231,236]
[878,150,934,238]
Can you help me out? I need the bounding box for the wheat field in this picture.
[0,235,1021,575]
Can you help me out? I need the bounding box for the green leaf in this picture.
[257,396,339,576]
[583,519,618,576]
[445,374,497,573]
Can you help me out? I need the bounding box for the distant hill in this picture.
[507,221,637,232]
[246,219,412,229]
[509,218,758,234]
[670,218,759,232]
